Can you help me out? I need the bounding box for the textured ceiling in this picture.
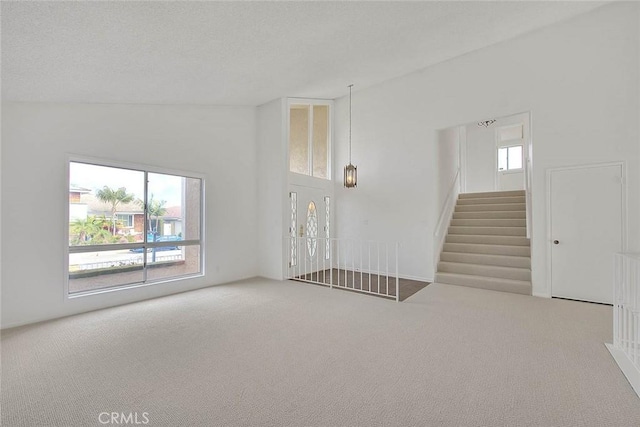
[2,1,606,106]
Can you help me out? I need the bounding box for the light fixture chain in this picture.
[348,84,353,164]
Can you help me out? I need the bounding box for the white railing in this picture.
[433,168,460,270]
[607,253,640,397]
[284,236,400,301]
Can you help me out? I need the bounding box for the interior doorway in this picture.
[462,112,531,194]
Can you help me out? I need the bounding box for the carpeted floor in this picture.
[2,278,639,426]
[295,268,430,301]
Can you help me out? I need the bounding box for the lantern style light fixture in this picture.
[344,84,357,188]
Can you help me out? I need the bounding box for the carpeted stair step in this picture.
[451,218,526,227]
[438,261,531,281]
[459,190,525,199]
[445,234,530,246]
[440,252,531,268]
[453,210,526,219]
[448,226,526,236]
[443,242,531,257]
[457,196,525,205]
[437,190,531,296]
[455,203,525,212]
[435,272,531,295]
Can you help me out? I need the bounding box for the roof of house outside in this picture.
[69,185,92,193]
[79,194,181,219]
[81,194,143,216]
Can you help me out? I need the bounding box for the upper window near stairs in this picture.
[497,124,523,171]
[498,145,523,171]
[289,101,331,180]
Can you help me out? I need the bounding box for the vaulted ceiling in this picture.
[2,1,606,106]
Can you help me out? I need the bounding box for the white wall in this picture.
[333,91,436,281]
[1,102,258,328]
[436,126,460,211]
[257,98,287,280]
[333,2,640,292]
[432,126,461,270]
[465,122,497,193]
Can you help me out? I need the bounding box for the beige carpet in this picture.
[1,278,639,426]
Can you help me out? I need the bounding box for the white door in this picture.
[550,164,623,304]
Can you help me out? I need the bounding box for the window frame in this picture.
[287,98,333,180]
[64,155,205,299]
[497,144,524,172]
[496,123,524,173]
[115,213,134,228]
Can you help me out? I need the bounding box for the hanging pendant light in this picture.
[344,84,357,188]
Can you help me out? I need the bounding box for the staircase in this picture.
[435,190,531,295]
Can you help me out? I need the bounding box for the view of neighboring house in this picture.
[82,193,145,235]
[68,185,91,221]
[68,187,182,239]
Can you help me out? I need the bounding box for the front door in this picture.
[550,164,623,304]
[288,185,330,278]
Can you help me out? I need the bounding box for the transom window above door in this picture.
[289,101,331,179]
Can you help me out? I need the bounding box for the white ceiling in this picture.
[2,1,607,106]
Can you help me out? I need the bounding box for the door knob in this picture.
[553,240,559,245]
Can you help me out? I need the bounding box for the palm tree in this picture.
[70,217,100,245]
[69,215,113,245]
[96,186,135,236]
[147,194,168,236]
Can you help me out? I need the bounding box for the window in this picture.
[497,123,524,171]
[289,102,330,179]
[67,159,203,296]
[116,214,134,228]
[289,192,297,267]
[498,145,523,171]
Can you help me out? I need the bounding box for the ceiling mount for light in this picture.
[344,84,357,188]
[478,119,497,127]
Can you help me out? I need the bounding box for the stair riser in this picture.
[435,273,531,295]
[438,263,531,282]
[448,226,526,236]
[453,211,526,219]
[443,243,531,257]
[451,219,526,227]
[458,196,525,205]
[455,204,525,212]
[459,191,525,199]
[440,252,531,268]
[438,262,531,281]
[446,235,530,246]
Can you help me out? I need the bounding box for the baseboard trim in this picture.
[606,343,640,399]
[532,291,551,298]
[400,274,433,283]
